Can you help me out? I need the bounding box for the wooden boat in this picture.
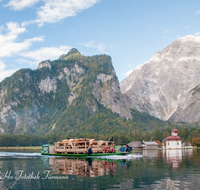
[41,139,130,157]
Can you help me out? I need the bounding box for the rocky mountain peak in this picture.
[59,48,81,60]
[176,35,200,43]
[120,35,200,123]
[37,60,51,69]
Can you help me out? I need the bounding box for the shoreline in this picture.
[0,146,42,150]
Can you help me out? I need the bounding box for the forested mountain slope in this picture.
[0,49,131,135]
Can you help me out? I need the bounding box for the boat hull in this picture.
[41,152,130,157]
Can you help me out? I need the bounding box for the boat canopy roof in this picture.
[42,144,54,147]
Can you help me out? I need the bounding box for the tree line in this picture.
[1,126,200,147]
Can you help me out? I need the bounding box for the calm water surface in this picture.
[0,149,199,190]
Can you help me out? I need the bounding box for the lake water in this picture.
[0,149,200,190]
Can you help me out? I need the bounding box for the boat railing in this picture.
[54,140,114,154]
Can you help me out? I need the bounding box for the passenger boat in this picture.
[41,138,130,157]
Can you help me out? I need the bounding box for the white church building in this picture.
[166,129,182,149]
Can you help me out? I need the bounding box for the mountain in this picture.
[120,35,200,124]
[0,48,136,135]
[169,84,200,123]
[1,47,195,136]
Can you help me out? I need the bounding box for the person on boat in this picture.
[103,146,106,153]
[109,137,113,142]
[125,144,131,152]
[108,137,114,145]
[120,144,125,152]
[103,146,110,153]
[88,146,93,155]
[111,145,116,153]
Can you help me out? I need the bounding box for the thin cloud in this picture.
[194,32,200,37]
[15,58,39,65]
[96,43,106,52]
[78,40,95,48]
[124,69,133,76]
[5,0,100,27]
[20,45,71,64]
[195,10,200,14]
[184,26,189,29]
[164,37,167,40]
[0,60,17,82]
[165,29,169,33]
[35,0,100,27]
[78,40,106,53]
[0,22,44,58]
[5,0,40,11]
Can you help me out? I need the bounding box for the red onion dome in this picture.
[172,129,178,133]
[166,136,181,141]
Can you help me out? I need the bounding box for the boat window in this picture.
[43,147,48,151]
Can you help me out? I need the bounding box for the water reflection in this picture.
[165,149,182,171]
[143,149,195,171]
[0,149,200,189]
[110,179,134,190]
[48,158,116,177]
[110,178,181,190]
[143,149,161,158]
[182,148,194,157]
[165,149,194,170]
[147,178,180,190]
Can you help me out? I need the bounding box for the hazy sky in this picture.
[1,0,200,82]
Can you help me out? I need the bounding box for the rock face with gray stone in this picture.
[37,60,51,69]
[170,84,200,123]
[120,35,200,123]
[93,70,133,119]
[0,48,133,134]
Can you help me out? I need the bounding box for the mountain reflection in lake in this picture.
[0,149,200,189]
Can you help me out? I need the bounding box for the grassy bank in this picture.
[0,146,42,150]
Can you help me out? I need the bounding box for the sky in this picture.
[0,0,200,82]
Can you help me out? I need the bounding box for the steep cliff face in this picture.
[120,35,200,123]
[169,84,200,123]
[0,48,132,134]
[93,70,132,119]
